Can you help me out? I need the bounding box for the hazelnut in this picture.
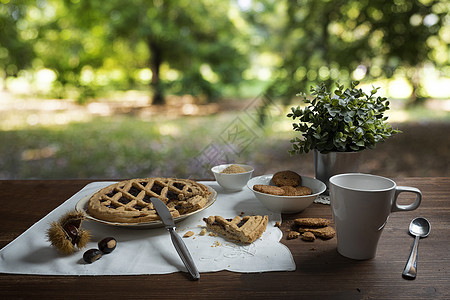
[83,249,102,264]
[98,237,117,254]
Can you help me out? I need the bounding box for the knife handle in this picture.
[168,228,200,280]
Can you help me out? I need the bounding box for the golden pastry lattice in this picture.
[88,178,210,223]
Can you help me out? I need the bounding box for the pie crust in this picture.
[203,215,268,244]
[88,178,210,223]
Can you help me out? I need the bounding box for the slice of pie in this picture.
[203,215,268,244]
[88,177,210,223]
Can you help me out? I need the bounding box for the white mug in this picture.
[329,173,421,260]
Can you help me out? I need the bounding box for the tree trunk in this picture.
[148,40,164,105]
[1,73,7,91]
[407,66,426,107]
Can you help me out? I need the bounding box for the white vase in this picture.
[313,149,362,195]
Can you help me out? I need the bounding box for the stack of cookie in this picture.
[253,170,312,196]
[287,218,336,241]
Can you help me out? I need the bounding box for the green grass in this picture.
[1,100,449,179]
[0,110,288,179]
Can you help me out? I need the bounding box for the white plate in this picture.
[75,186,217,229]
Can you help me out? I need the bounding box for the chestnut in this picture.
[98,237,117,254]
[63,224,79,244]
[83,249,102,264]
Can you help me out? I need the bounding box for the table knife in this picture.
[149,197,200,280]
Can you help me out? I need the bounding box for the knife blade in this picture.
[149,197,200,280]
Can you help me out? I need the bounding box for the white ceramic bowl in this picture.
[247,174,326,213]
[211,164,254,191]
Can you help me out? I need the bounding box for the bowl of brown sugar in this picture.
[211,164,254,191]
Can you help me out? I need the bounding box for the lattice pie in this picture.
[88,178,210,223]
[203,215,268,244]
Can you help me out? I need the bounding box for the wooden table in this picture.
[0,178,449,299]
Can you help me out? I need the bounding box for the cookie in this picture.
[253,184,285,196]
[294,218,330,227]
[280,186,298,196]
[281,185,312,196]
[295,186,312,196]
[301,232,316,242]
[298,226,336,239]
[287,231,300,240]
[272,170,301,187]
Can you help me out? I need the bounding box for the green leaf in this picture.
[289,81,399,154]
[349,145,360,151]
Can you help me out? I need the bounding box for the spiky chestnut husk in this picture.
[46,210,91,255]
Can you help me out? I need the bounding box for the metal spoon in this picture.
[402,217,430,279]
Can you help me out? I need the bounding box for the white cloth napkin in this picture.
[314,195,330,205]
[0,181,295,275]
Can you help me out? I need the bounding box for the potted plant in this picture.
[287,81,400,193]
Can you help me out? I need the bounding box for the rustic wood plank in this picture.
[0,178,449,299]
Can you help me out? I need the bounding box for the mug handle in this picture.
[391,186,422,212]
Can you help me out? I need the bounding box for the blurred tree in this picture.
[247,0,448,105]
[0,0,35,90]
[56,0,250,104]
[3,0,448,105]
